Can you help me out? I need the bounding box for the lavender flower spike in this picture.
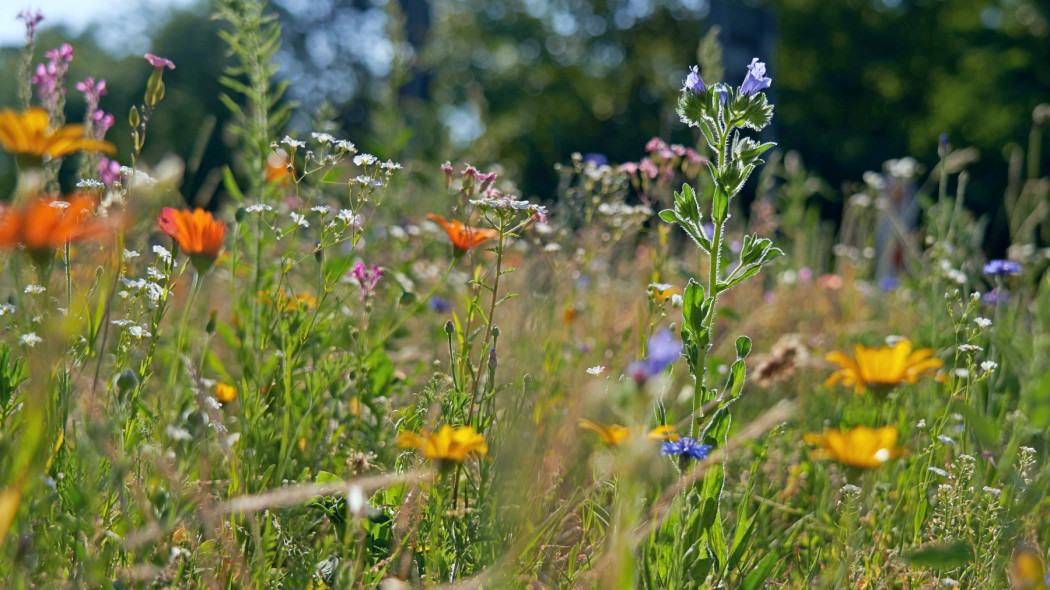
[684,65,706,97]
[739,58,772,96]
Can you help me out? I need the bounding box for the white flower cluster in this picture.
[596,203,653,217]
[245,203,274,214]
[469,196,548,219]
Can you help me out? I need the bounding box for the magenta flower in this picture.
[17,9,44,38]
[99,158,121,185]
[638,158,659,180]
[144,53,176,70]
[32,44,74,114]
[350,262,383,301]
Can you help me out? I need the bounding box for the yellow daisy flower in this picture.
[824,339,942,395]
[578,419,678,446]
[0,108,115,162]
[803,425,905,469]
[397,425,487,468]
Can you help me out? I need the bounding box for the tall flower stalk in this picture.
[646,59,783,587]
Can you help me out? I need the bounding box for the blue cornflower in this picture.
[739,58,772,96]
[583,153,608,167]
[428,296,453,313]
[627,328,683,382]
[983,259,1022,276]
[661,437,712,461]
[983,288,1009,305]
[684,65,706,96]
[877,276,899,292]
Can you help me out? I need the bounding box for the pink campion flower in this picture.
[350,262,383,301]
[619,162,639,175]
[638,158,659,180]
[684,149,703,166]
[644,137,666,153]
[92,109,115,137]
[144,53,176,70]
[440,161,455,188]
[670,144,687,157]
[99,158,121,185]
[17,9,44,39]
[33,44,74,114]
[78,77,112,139]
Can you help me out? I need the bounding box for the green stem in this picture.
[167,271,202,390]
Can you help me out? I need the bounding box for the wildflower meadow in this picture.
[1,1,1049,588]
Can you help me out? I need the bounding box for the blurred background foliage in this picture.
[0,0,1047,248]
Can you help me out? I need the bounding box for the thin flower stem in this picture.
[167,271,202,389]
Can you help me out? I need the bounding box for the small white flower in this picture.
[76,179,104,189]
[147,266,165,280]
[24,285,45,294]
[586,366,605,376]
[111,319,134,327]
[123,249,140,259]
[353,175,383,188]
[19,332,42,347]
[544,243,562,253]
[885,334,906,347]
[153,245,172,263]
[246,203,273,214]
[337,209,360,226]
[928,467,950,477]
[940,578,960,588]
[936,435,956,445]
[974,317,992,328]
[311,132,335,144]
[840,484,861,495]
[353,154,377,166]
[290,212,310,228]
[916,419,927,428]
[1020,446,1037,454]
[281,136,305,149]
[335,139,356,152]
[311,205,332,215]
[165,425,192,441]
[0,303,15,316]
[204,396,222,409]
[958,344,983,352]
[954,368,969,378]
[670,294,683,308]
[381,160,402,170]
[127,325,151,339]
[981,361,998,373]
[982,486,1002,497]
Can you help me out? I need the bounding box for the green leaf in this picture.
[222,166,245,203]
[904,541,972,568]
[735,336,752,359]
[315,470,342,485]
[741,551,779,590]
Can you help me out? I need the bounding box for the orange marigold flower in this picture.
[0,194,114,262]
[803,425,906,469]
[825,339,943,395]
[0,108,115,162]
[397,425,487,470]
[214,383,237,403]
[157,207,226,272]
[426,213,499,252]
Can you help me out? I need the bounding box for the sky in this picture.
[1,0,200,53]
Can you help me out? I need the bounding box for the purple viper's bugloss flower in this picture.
[739,58,772,96]
[684,65,706,96]
[628,328,683,383]
[983,259,1022,276]
[661,437,712,461]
